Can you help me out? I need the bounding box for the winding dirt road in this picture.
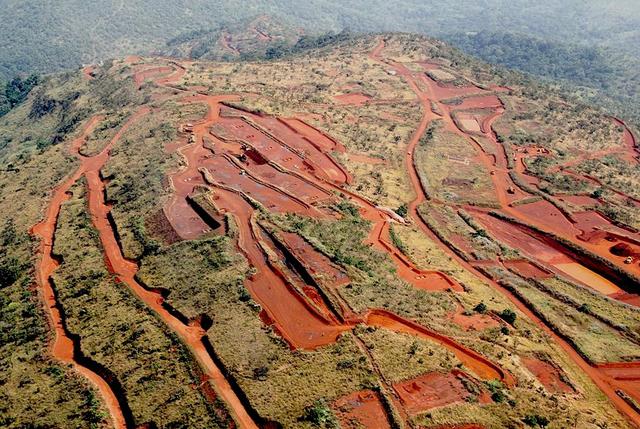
[33,64,259,428]
[154,57,514,422]
[31,116,129,429]
[369,39,640,427]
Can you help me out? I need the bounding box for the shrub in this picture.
[523,414,550,427]
[302,400,337,427]
[498,308,517,325]
[473,302,487,313]
[394,204,408,218]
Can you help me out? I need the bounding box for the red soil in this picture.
[86,120,258,429]
[394,370,488,415]
[165,93,349,349]
[414,44,640,295]
[422,75,487,101]
[557,195,599,207]
[35,63,258,428]
[597,362,640,405]
[473,211,569,264]
[503,260,553,280]
[333,390,392,429]
[366,310,514,386]
[31,116,128,429]
[279,117,346,152]
[450,95,502,111]
[449,304,501,331]
[82,65,96,80]
[243,110,351,184]
[512,200,580,237]
[523,357,575,394]
[369,39,640,426]
[132,65,174,89]
[213,188,350,349]
[371,221,463,292]
[138,48,514,422]
[613,117,639,162]
[213,107,350,185]
[474,211,623,295]
[279,231,350,287]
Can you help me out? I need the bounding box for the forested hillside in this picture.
[1,0,638,79]
[442,31,640,123]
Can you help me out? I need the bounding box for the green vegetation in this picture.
[443,31,640,123]
[498,309,517,325]
[138,232,375,426]
[473,303,487,314]
[0,218,102,428]
[302,400,338,428]
[0,65,141,428]
[52,182,227,428]
[523,414,550,427]
[1,28,637,428]
[0,74,39,117]
[354,325,460,382]
[487,267,640,363]
[415,128,498,207]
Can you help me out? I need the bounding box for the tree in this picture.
[473,302,487,313]
[498,309,517,325]
[395,203,408,218]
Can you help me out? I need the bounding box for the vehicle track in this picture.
[31,116,129,429]
[156,56,515,425]
[369,38,640,427]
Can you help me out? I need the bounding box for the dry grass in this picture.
[415,128,498,207]
[52,181,226,428]
[354,325,460,383]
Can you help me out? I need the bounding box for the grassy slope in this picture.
[0,70,113,429]
[52,181,226,428]
[1,32,638,428]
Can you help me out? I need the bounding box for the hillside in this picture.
[2,33,640,429]
[442,31,640,124]
[1,0,639,76]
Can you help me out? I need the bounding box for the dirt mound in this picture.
[610,242,634,257]
[523,357,575,394]
[333,390,392,429]
[393,371,488,415]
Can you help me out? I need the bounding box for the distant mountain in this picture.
[1,0,639,80]
[161,15,304,60]
[442,31,640,124]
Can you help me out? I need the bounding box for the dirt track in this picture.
[33,43,640,427]
[369,39,640,427]
[31,65,259,429]
[31,116,128,429]
[151,53,515,423]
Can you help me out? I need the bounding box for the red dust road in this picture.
[162,64,511,399]
[370,38,640,427]
[31,116,128,429]
[34,98,258,428]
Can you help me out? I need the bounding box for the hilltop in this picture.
[1,32,640,429]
